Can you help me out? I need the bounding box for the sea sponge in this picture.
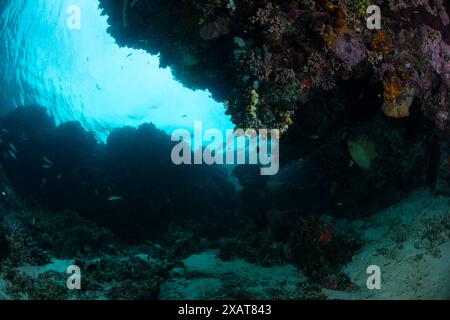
[383,76,403,101]
[382,88,416,118]
[347,136,378,170]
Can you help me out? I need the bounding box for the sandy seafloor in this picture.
[0,188,449,300]
[324,189,450,299]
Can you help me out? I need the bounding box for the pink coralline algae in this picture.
[428,105,450,132]
[334,33,366,67]
[423,36,450,86]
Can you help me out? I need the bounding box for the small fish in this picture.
[126,53,133,58]
[308,135,320,140]
[95,189,99,196]
[8,150,17,160]
[42,164,52,169]
[9,143,17,153]
[96,84,102,91]
[41,178,47,187]
[108,196,123,201]
[19,133,28,141]
[1,129,9,134]
[182,115,187,118]
[42,156,53,165]
[57,173,62,180]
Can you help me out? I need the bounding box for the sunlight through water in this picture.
[0,0,234,141]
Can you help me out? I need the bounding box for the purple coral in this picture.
[422,35,450,86]
[334,33,366,67]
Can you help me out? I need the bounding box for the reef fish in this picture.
[42,156,54,165]
[108,196,123,201]
[9,143,17,153]
[8,150,17,160]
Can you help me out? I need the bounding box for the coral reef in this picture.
[98,0,450,135]
[1,209,118,266]
[218,209,362,289]
[2,0,450,299]
[0,107,360,299]
[0,106,448,300]
[96,0,450,218]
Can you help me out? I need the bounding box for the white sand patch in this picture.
[324,189,450,300]
[16,259,75,279]
[160,250,304,300]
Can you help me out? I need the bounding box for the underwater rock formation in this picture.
[0,107,236,242]
[98,0,450,135]
[0,107,365,297]
[96,0,450,217]
[280,88,436,217]
[232,84,435,217]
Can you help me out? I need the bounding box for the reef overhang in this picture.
[98,0,450,134]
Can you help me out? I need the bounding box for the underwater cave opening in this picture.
[0,0,234,143]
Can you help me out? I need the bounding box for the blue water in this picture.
[0,0,234,141]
